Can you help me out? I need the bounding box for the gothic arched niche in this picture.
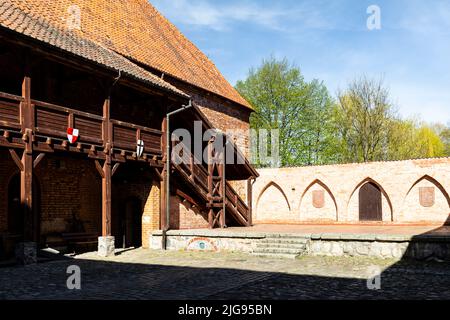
[402,175,450,224]
[299,179,338,222]
[256,182,291,221]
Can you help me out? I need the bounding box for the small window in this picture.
[419,187,435,207]
[312,190,325,209]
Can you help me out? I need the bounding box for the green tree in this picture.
[388,120,446,160]
[235,57,335,166]
[333,76,396,162]
[415,126,445,157]
[442,126,450,156]
[430,122,450,156]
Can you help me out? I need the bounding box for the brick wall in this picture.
[164,77,252,159]
[0,149,19,233]
[253,158,450,225]
[0,152,102,239]
[163,77,253,223]
[169,195,209,230]
[141,182,160,248]
[0,151,162,249]
[36,156,102,236]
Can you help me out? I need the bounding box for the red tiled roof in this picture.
[0,0,189,99]
[6,0,252,110]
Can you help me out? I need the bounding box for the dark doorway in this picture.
[359,182,382,221]
[120,197,142,248]
[7,174,22,237]
[7,174,41,243]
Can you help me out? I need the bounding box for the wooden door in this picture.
[359,182,382,221]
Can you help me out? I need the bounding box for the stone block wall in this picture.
[253,158,450,225]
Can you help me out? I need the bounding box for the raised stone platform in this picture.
[151,224,450,260]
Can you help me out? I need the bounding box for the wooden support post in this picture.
[20,75,34,242]
[208,208,214,229]
[219,162,225,228]
[102,159,112,236]
[189,152,194,180]
[207,138,214,200]
[247,178,253,227]
[207,138,214,229]
[160,117,167,231]
[101,97,112,237]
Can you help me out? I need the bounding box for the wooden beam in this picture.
[101,97,112,237]
[9,149,24,171]
[247,178,253,227]
[160,116,167,231]
[102,159,112,236]
[176,189,201,209]
[208,208,214,229]
[0,136,25,149]
[111,162,120,177]
[21,74,34,242]
[33,153,46,169]
[153,167,163,181]
[95,160,105,178]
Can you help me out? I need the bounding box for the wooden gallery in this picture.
[0,0,258,263]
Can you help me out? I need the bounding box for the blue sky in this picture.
[151,0,450,123]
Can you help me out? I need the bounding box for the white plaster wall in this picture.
[299,183,337,222]
[253,158,450,224]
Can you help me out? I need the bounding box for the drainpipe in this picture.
[222,134,229,228]
[162,100,192,250]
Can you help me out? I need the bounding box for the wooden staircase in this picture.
[171,137,251,228]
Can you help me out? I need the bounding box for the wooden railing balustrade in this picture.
[171,142,250,226]
[0,91,162,158]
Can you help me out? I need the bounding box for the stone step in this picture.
[251,252,301,259]
[259,238,309,245]
[252,247,304,255]
[256,242,306,250]
[264,234,311,239]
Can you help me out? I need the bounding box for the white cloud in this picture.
[151,0,282,31]
[150,0,334,32]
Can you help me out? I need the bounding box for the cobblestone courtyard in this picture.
[1,249,449,300]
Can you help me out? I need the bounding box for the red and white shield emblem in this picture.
[67,128,79,144]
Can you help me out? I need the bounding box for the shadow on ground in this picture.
[1,216,450,300]
[0,247,449,300]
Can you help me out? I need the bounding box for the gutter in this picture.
[162,100,193,250]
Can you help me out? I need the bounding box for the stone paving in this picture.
[0,248,449,300]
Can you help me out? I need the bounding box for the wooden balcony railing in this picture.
[33,99,104,146]
[0,91,163,157]
[0,92,23,130]
[111,119,162,155]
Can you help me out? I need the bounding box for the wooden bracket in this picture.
[153,167,163,181]
[95,160,105,178]
[111,163,120,177]
[176,189,201,209]
[9,149,24,171]
[33,153,46,169]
